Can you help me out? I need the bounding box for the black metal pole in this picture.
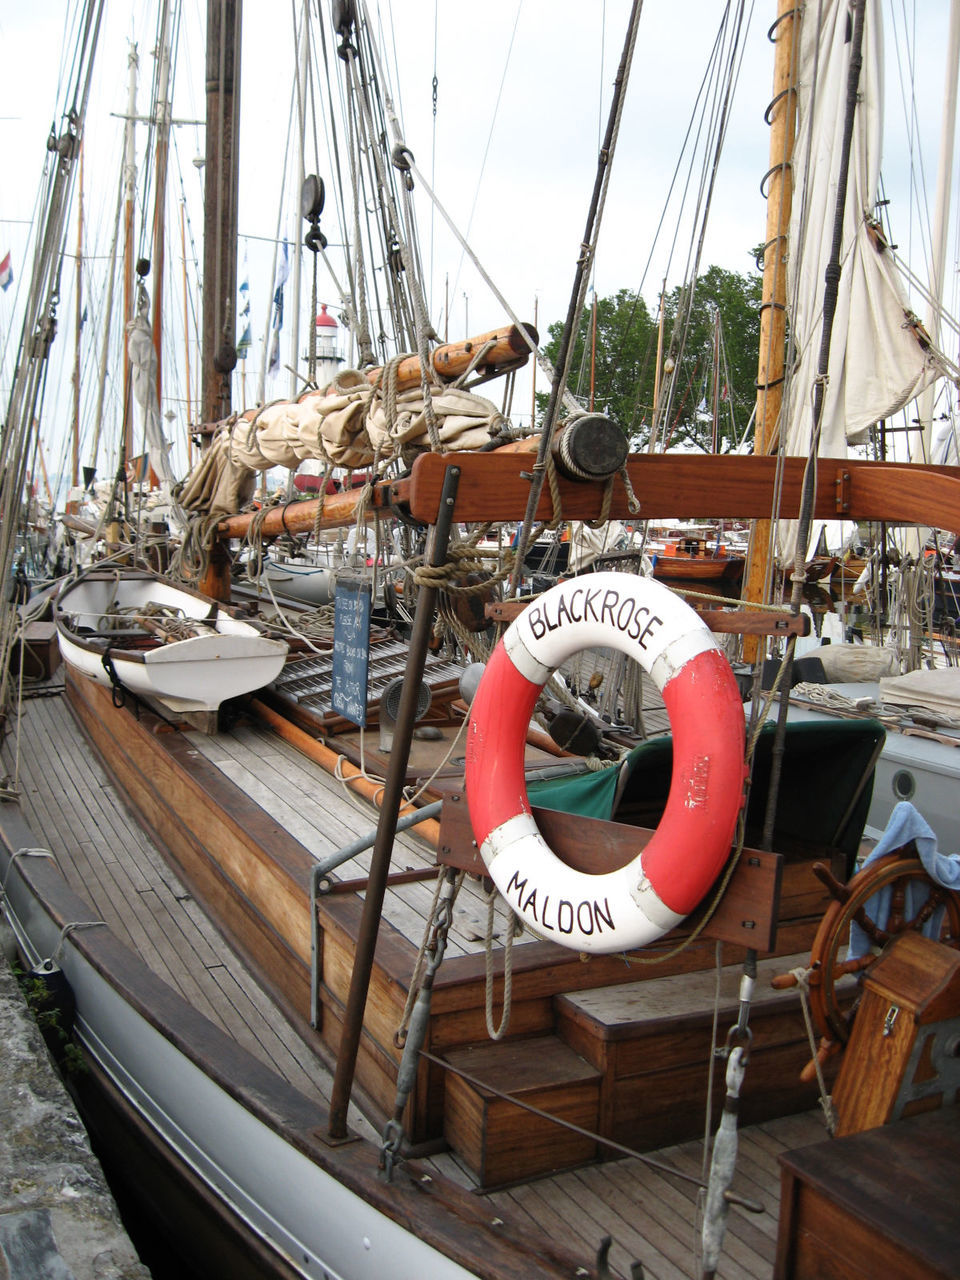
[327,464,460,1140]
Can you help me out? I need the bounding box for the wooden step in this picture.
[555,953,836,1152]
[442,1035,601,1189]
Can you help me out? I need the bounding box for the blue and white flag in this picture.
[237,265,251,358]
[268,240,289,375]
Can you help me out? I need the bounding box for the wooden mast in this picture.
[150,0,175,417]
[179,199,195,466]
[740,0,798,661]
[201,0,242,425]
[71,143,84,489]
[122,42,139,469]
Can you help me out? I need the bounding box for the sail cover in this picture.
[126,287,178,492]
[782,0,945,461]
[178,373,508,517]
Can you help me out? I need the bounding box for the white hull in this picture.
[774,682,960,854]
[55,569,288,713]
[0,812,477,1280]
[261,556,337,606]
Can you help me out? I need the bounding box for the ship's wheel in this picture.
[775,847,960,1080]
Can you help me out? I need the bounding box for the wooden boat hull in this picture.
[651,552,743,581]
[0,788,557,1280]
[55,569,288,713]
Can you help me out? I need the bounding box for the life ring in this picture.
[465,571,745,955]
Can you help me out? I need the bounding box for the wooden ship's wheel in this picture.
[775,847,960,1080]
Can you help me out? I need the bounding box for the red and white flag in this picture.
[0,252,12,292]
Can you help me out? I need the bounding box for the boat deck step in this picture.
[441,1035,601,1189]
[555,953,837,1151]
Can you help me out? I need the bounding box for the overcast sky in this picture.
[0,0,955,485]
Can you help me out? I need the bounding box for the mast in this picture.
[201,0,242,425]
[711,306,720,455]
[289,0,310,401]
[180,198,195,465]
[150,0,175,415]
[72,143,84,488]
[912,0,960,463]
[740,0,798,660]
[122,42,139,466]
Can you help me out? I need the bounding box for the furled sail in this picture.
[178,372,508,517]
[126,283,178,492]
[782,0,947,462]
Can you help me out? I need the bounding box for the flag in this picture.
[0,252,12,292]
[268,240,289,375]
[237,266,251,358]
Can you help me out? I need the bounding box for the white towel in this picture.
[848,802,960,960]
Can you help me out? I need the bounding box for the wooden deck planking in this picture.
[5,681,834,1279]
[3,692,332,1108]
[185,717,493,957]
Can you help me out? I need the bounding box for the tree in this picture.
[536,288,657,440]
[537,265,761,453]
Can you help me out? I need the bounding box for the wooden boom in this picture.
[216,451,960,543]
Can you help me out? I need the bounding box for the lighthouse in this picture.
[314,304,342,389]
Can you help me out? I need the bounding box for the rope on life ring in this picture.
[465,571,746,955]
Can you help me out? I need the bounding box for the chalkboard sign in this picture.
[331,576,372,726]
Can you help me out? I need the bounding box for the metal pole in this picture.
[327,464,461,1139]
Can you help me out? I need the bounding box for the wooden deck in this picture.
[1,680,828,1279]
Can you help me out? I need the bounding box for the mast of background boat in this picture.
[650,282,665,449]
[912,0,960,467]
[201,0,241,425]
[739,0,798,663]
[150,1,175,415]
[197,0,241,600]
[179,200,195,467]
[71,143,84,489]
[288,0,309,404]
[711,306,720,456]
[121,43,139,469]
[86,166,123,489]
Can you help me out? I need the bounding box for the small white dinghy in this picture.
[55,567,288,714]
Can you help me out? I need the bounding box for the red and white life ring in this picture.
[465,571,745,955]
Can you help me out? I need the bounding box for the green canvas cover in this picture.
[529,718,885,873]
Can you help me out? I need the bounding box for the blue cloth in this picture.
[848,801,960,959]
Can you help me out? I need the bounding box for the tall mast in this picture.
[913,0,960,463]
[740,0,798,660]
[180,198,195,465]
[150,0,175,414]
[201,0,242,424]
[72,143,84,488]
[122,42,139,466]
[289,0,310,401]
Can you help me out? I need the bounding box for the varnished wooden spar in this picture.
[363,322,538,391]
[215,451,960,545]
[198,323,540,439]
[486,598,810,638]
[214,412,621,542]
[399,451,960,530]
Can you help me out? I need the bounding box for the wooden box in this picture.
[775,1106,960,1280]
[832,932,960,1136]
[556,953,831,1151]
[442,1035,600,1188]
[8,621,60,680]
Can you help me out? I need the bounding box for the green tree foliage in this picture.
[538,264,762,453]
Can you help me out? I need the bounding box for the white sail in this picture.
[782,0,946,462]
[126,283,178,494]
